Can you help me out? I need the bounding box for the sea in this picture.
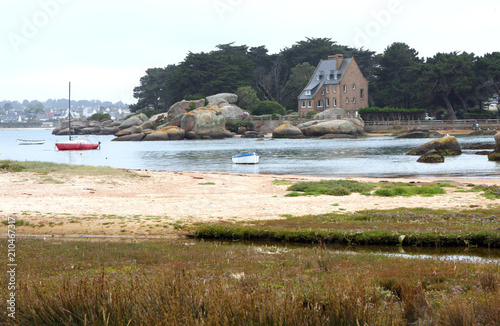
[1,129,499,178]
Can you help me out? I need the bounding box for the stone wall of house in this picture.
[298,56,368,117]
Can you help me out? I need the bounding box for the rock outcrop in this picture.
[396,130,440,139]
[298,119,364,137]
[488,131,500,161]
[272,123,304,138]
[417,150,445,163]
[166,99,205,117]
[207,93,238,105]
[313,108,348,120]
[406,136,462,156]
[52,118,120,136]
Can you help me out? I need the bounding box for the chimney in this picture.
[334,54,344,69]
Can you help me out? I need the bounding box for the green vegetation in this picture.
[357,107,426,121]
[4,238,498,325]
[0,160,135,178]
[374,184,445,197]
[285,179,447,197]
[198,182,215,185]
[88,112,111,122]
[193,207,500,248]
[194,207,500,248]
[129,38,500,120]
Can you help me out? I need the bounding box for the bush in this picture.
[254,101,286,116]
[88,113,111,122]
[306,111,319,119]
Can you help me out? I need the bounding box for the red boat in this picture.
[55,82,101,151]
[55,139,100,151]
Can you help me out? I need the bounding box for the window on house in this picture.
[360,89,364,99]
[326,98,330,107]
[333,98,337,107]
[333,85,337,93]
[346,98,349,104]
[353,98,356,104]
[305,90,311,96]
[317,100,323,108]
[326,86,329,94]
[353,84,356,90]
[321,90,324,95]
[301,101,306,108]
[307,101,312,108]
[343,85,347,92]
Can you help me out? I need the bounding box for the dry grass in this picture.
[1,239,499,325]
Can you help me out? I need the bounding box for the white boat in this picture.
[17,139,45,145]
[232,153,259,164]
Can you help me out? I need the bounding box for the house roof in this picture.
[298,58,352,100]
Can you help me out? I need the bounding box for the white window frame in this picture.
[307,101,312,108]
[360,89,364,99]
[317,100,323,108]
[333,98,337,107]
[353,84,356,90]
[333,85,337,93]
[301,101,306,108]
[345,98,349,104]
[325,86,329,94]
[343,85,347,92]
[305,90,311,96]
[326,98,330,107]
[353,98,356,104]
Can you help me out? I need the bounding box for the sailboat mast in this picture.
[68,81,71,141]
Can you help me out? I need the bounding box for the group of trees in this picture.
[131,38,500,120]
[371,43,500,120]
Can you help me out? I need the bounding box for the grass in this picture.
[286,179,374,196]
[192,207,500,248]
[0,160,136,178]
[2,238,498,325]
[285,179,448,197]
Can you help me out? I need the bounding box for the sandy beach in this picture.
[1,169,498,237]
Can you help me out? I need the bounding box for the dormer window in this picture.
[305,90,311,96]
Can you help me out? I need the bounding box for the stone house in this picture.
[298,54,368,117]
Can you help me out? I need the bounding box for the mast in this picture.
[68,81,72,141]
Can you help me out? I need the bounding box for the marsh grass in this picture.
[286,179,449,197]
[286,179,374,196]
[193,207,500,247]
[0,160,136,178]
[1,239,498,325]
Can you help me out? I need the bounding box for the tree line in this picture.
[131,38,500,120]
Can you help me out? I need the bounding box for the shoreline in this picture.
[1,169,498,238]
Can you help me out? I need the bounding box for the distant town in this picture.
[0,99,131,127]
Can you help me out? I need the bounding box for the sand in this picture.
[1,169,499,238]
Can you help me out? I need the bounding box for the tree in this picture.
[130,67,173,113]
[236,86,260,113]
[281,62,315,110]
[371,42,423,108]
[422,52,475,120]
[475,52,500,106]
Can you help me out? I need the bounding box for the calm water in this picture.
[1,129,499,178]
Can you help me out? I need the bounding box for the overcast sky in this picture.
[0,0,498,104]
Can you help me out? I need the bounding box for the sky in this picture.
[0,0,498,104]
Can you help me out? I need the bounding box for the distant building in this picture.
[298,54,368,117]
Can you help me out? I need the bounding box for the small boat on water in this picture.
[55,82,100,151]
[17,139,45,145]
[232,153,259,164]
[55,139,100,151]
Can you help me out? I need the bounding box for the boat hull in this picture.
[17,139,45,145]
[232,153,259,164]
[55,142,100,150]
